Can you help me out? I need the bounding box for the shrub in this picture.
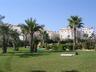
[64,43,73,51]
[75,43,82,50]
[46,43,74,52]
[60,39,73,44]
[83,41,95,49]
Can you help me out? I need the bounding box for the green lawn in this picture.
[0,48,96,72]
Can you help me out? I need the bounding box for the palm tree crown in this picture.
[68,16,83,29]
[25,18,44,33]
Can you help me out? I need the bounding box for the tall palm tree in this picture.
[25,18,44,53]
[0,23,11,53]
[68,16,84,51]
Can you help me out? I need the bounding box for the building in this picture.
[59,28,73,40]
[46,30,55,39]
[59,27,94,40]
[12,25,22,33]
[80,28,94,38]
[59,28,81,40]
[11,25,23,40]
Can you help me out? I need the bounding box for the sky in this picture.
[0,0,96,31]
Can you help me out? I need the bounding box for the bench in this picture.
[60,53,75,56]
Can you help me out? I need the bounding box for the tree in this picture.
[40,30,50,48]
[25,18,44,53]
[9,29,20,51]
[83,33,88,40]
[68,16,84,51]
[33,33,41,52]
[18,24,29,48]
[87,33,96,50]
[0,23,11,53]
[82,33,88,49]
[0,15,5,24]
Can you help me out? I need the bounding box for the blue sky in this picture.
[0,0,96,31]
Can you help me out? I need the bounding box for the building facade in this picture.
[80,28,94,38]
[59,27,94,40]
[12,25,24,40]
[59,28,74,40]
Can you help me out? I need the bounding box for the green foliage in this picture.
[46,43,73,51]
[52,44,59,51]
[76,43,82,50]
[84,41,95,49]
[60,39,73,44]
[63,43,73,51]
[42,30,50,43]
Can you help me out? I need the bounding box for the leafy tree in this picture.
[40,30,50,48]
[18,24,29,48]
[87,33,96,49]
[68,16,84,51]
[9,29,20,51]
[0,23,11,53]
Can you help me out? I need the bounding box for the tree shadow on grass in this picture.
[30,70,46,72]
[0,51,50,58]
[18,52,50,58]
[62,70,79,72]
[0,70,4,72]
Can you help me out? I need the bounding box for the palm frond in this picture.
[68,16,84,28]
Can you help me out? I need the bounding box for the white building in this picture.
[46,30,59,40]
[80,28,94,38]
[12,25,22,33]
[12,25,23,40]
[59,27,94,40]
[59,28,74,40]
[46,30,55,39]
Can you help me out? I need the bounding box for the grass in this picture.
[0,48,96,72]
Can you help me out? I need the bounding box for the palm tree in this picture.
[68,16,84,51]
[0,23,11,53]
[25,18,44,53]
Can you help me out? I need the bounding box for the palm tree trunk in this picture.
[34,43,37,52]
[45,42,47,48]
[12,42,15,50]
[13,42,19,51]
[24,35,27,48]
[73,28,76,51]
[2,34,7,53]
[30,32,34,53]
